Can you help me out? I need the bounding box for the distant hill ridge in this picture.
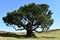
[0,29,60,33]
[0,30,7,33]
[50,29,60,31]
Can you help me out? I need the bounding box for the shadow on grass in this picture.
[41,36,58,39]
[0,32,37,38]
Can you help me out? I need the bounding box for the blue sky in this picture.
[0,0,60,32]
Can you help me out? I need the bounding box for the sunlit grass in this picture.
[0,30,60,40]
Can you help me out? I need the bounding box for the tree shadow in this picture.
[41,36,58,39]
[0,32,37,38]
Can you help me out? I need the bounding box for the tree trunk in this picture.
[26,26,35,37]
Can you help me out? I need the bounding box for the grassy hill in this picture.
[0,29,60,40]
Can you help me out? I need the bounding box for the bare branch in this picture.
[32,25,39,31]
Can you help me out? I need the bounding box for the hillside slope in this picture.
[0,29,60,40]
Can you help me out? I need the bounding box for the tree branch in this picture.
[32,25,39,31]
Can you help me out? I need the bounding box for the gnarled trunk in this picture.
[26,26,35,37]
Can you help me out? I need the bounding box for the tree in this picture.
[2,3,54,37]
[39,11,54,32]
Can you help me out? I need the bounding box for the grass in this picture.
[0,29,60,40]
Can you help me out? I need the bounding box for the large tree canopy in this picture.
[2,3,54,37]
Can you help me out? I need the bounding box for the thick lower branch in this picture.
[32,25,39,31]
